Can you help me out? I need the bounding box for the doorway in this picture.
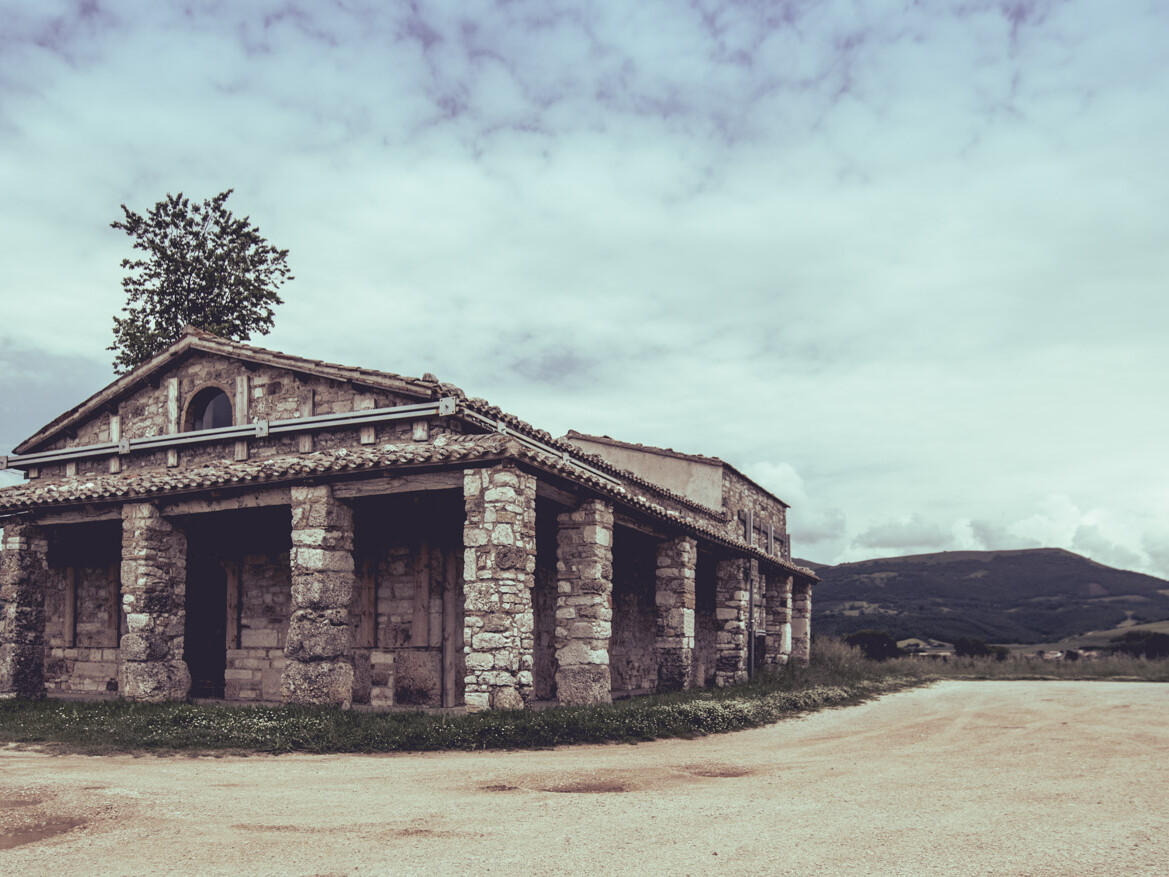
[184,552,227,698]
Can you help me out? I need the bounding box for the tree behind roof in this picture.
[109,189,292,373]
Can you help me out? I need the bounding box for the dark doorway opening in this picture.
[184,551,228,698]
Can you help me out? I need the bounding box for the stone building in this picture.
[0,328,817,709]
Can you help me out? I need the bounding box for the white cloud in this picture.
[853,514,951,551]
[0,0,1166,593]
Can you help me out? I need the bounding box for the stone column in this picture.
[554,499,614,706]
[763,574,794,667]
[714,557,750,686]
[0,522,50,698]
[281,485,356,707]
[791,579,812,665]
[463,464,537,711]
[119,503,191,701]
[654,535,696,692]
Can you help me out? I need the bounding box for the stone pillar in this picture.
[763,574,794,667]
[654,535,696,692]
[119,503,191,701]
[0,522,50,698]
[281,485,356,707]
[791,579,812,665]
[714,557,750,686]
[463,464,537,711]
[554,499,614,706]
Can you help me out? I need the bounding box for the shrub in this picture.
[843,629,904,661]
[953,637,991,658]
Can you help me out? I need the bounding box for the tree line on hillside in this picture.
[839,629,1169,662]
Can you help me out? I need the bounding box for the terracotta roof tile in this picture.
[0,434,815,581]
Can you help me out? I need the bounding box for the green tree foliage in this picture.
[1109,631,1169,659]
[952,636,991,658]
[843,629,903,661]
[109,189,292,373]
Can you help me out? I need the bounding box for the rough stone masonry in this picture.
[0,328,818,709]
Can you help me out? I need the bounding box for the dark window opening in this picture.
[187,388,233,432]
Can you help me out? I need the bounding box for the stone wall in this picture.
[463,464,536,710]
[281,485,355,707]
[29,351,461,480]
[555,499,615,705]
[609,529,655,696]
[362,539,457,707]
[0,522,50,698]
[721,470,791,562]
[119,503,190,702]
[692,551,718,687]
[714,557,750,686]
[531,556,558,702]
[791,579,812,665]
[44,564,120,695]
[654,535,696,692]
[224,552,291,702]
[763,573,793,667]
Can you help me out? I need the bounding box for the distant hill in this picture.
[802,548,1169,645]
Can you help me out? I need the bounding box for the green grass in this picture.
[1,640,1164,755]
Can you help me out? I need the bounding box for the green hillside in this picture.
[804,548,1169,644]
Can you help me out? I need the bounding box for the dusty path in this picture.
[1,681,1166,876]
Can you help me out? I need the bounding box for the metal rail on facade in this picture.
[0,398,459,471]
[460,409,623,487]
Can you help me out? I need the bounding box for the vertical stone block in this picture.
[554,499,614,706]
[0,522,50,698]
[763,574,794,667]
[118,503,191,702]
[791,579,813,665]
[654,535,696,693]
[462,464,537,710]
[714,557,750,686]
[281,485,356,707]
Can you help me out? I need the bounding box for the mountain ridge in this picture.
[803,548,1169,644]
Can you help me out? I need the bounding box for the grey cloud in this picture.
[511,347,601,388]
[0,340,112,455]
[1142,532,1169,579]
[1072,524,1142,571]
[853,514,950,550]
[790,507,846,545]
[968,518,1042,550]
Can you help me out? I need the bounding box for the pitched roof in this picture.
[14,326,448,454]
[0,433,816,580]
[5,330,813,580]
[564,430,791,509]
[564,429,726,466]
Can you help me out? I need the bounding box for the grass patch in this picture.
[1,641,1163,755]
[0,644,923,755]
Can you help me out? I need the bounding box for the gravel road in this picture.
[1,680,1166,876]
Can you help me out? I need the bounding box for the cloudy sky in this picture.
[1,0,1167,576]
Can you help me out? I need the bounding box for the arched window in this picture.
[186,387,233,432]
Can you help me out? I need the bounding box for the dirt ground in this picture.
[1,680,1166,876]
